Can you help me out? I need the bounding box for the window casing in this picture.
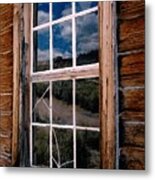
[13,1,116,168]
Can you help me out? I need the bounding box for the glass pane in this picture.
[76,78,99,127]
[33,27,50,72]
[76,130,100,168]
[52,80,72,125]
[32,82,50,123]
[33,3,49,26]
[53,21,72,69]
[52,2,72,21]
[76,2,98,12]
[52,128,73,168]
[76,12,99,65]
[32,126,50,167]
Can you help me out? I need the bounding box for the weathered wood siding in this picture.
[117,1,145,169]
[0,2,145,169]
[0,4,13,166]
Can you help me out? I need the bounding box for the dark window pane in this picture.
[52,2,72,21]
[76,12,99,65]
[33,27,50,72]
[52,80,72,125]
[33,126,50,167]
[52,128,73,168]
[76,78,99,127]
[76,2,98,12]
[53,21,72,69]
[32,82,50,123]
[33,3,49,26]
[76,130,100,168]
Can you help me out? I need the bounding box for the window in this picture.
[31,2,100,168]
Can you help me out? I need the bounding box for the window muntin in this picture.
[31,2,99,168]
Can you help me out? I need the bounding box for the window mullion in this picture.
[49,2,53,168]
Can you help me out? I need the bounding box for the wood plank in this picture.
[119,147,145,170]
[0,116,12,133]
[119,122,145,147]
[0,28,13,53]
[120,89,144,111]
[0,71,13,93]
[19,3,31,166]
[120,111,144,122]
[119,51,144,87]
[12,4,21,166]
[0,95,12,111]
[99,1,116,169]
[118,1,145,20]
[118,16,144,52]
[31,63,99,82]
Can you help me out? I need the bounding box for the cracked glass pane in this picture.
[33,126,50,167]
[76,130,100,168]
[52,128,73,168]
[52,80,72,125]
[32,82,50,123]
[76,78,99,127]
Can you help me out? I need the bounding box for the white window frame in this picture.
[30,2,100,168]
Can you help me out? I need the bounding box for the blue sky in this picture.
[35,2,98,62]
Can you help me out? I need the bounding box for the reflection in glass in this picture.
[33,3,49,26]
[76,12,99,65]
[33,126,50,167]
[76,2,98,12]
[32,82,50,123]
[76,130,100,168]
[33,28,50,72]
[76,78,99,127]
[53,21,72,69]
[52,80,72,125]
[52,128,73,168]
[52,2,72,20]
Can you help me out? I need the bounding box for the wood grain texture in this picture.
[119,18,144,52]
[0,95,12,111]
[119,147,145,170]
[120,89,144,112]
[0,4,13,166]
[0,116,12,133]
[32,64,99,82]
[99,1,116,169]
[120,111,144,122]
[119,122,145,147]
[117,0,145,170]
[12,4,21,166]
[118,1,145,20]
[119,51,144,87]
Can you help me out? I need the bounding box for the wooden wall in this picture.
[0,2,145,169]
[0,4,14,166]
[117,1,145,169]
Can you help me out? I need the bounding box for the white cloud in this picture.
[77,2,92,11]
[76,13,98,54]
[53,48,71,59]
[38,10,49,25]
[37,49,49,61]
[61,7,71,17]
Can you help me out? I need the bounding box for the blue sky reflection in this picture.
[52,2,72,20]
